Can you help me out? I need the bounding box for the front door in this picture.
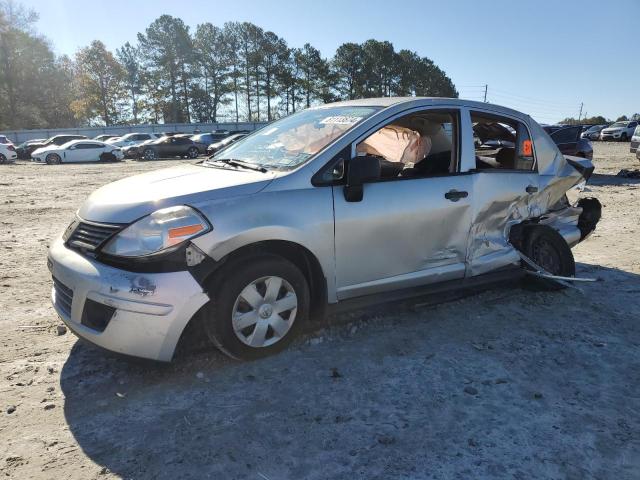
[331,108,472,300]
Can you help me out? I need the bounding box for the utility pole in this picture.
[483,84,488,103]
[578,102,583,121]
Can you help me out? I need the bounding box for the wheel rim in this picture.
[189,148,198,158]
[232,276,298,348]
[0,154,5,164]
[532,238,561,274]
[143,149,154,160]
[47,154,60,164]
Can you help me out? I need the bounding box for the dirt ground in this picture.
[1,142,639,479]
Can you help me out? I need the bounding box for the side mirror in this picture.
[344,155,381,202]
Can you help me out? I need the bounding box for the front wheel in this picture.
[203,256,310,360]
[521,225,575,290]
[187,147,199,159]
[0,154,6,164]
[45,153,61,165]
[99,152,116,162]
[621,133,628,142]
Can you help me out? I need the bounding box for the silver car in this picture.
[48,98,601,361]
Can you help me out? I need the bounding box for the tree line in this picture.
[0,1,458,130]
[559,114,640,126]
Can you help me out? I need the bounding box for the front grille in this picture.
[67,221,123,252]
[52,277,73,317]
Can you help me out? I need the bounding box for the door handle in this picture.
[444,190,469,202]
[526,185,538,194]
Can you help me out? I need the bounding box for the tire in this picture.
[142,148,156,161]
[621,133,628,142]
[99,152,116,162]
[521,225,575,290]
[45,153,61,165]
[187,147,199,159]
[0,154,6,164]
[203,255,310,360]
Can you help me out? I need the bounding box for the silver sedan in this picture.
[48,97,601,361]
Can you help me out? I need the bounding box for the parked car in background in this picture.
[600,121,638,141]
[0,142,17,164]
[106,132,162,148]
[543,125,593,159]
[94,134,120,142]
[23,135,89,159]
[581,124,608,141]
[206,133,248,155]
[0,135,12,144]
[190,132,231,154]
[122,138,160,159]
[15,138,46,159]
[138,136,200,160]
[630,125,640,153]
[31,140,124,164]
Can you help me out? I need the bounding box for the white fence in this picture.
[0,121,269,144]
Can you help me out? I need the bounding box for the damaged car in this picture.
[47,98,601,362]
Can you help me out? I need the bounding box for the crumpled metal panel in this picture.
[465,118,592,276]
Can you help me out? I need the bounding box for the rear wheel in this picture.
[142,148,156,160]
[187,147,199,159]
[45,153,61,165]
[521,225,575,290]
[203,255,310,360]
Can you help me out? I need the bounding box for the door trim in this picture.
[336,262,465,300]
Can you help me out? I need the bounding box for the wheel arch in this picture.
[206,239,328,319]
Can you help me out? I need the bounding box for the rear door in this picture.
[550,126,582,156]
[466,109,539,276]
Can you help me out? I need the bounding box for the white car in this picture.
[0,142,17,164]
[600,121,638,141]
[106,132,162,148]
[630,125,640,154]
[31,140,124,164]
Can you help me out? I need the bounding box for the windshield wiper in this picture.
[207,158,267,173]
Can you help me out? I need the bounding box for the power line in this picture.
[488,88,579,107]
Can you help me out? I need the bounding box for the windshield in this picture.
[205,106,379,170]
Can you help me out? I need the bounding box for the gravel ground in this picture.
[0,143,639,479]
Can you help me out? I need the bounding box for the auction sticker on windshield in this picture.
[320,116,364,125]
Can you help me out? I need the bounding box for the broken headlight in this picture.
[101,206,211,257]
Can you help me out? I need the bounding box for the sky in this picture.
[18,0,640,124]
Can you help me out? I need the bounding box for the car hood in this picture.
[32,145,63,155]
[78,163,277,223]
[602,127,621,133]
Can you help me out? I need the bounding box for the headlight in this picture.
[101,206,211,257]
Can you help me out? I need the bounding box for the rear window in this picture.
[550,126,581,144]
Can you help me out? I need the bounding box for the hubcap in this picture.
[232,276,298,348]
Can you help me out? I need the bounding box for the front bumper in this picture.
[2,151,17,161]
[630,140,639,153]
[48,236,209,361]
[601,132,622,140]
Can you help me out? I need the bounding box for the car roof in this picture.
[319,97,529,119]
